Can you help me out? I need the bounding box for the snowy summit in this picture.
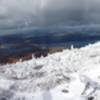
[0,42,100,100]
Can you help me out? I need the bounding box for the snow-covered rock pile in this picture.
[0,42,100,100]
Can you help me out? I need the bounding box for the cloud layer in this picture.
[0,0,100,34]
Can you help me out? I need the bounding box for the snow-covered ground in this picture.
[0,42,100,100]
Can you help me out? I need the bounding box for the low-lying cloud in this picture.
[0,0,100,34]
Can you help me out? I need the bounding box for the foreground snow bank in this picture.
[0,42,100,100]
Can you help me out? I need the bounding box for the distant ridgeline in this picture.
[0,25,100,64]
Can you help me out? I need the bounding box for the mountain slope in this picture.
[0,42,100,100]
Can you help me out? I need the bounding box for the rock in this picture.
[62,89,69,93]
[88,96,94,100]
[0,46,49,64]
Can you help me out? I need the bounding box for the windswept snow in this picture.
[0,42,100,100]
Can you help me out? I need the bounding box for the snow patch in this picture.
[0,42,100,100]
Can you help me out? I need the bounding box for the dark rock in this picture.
[0,46,49,64]
[62,89,69,93]
[34,65,43,70]
[88,96,94,100]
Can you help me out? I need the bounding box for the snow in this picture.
[0,42,100,100]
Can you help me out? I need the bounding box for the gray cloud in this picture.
[0,0,100,34]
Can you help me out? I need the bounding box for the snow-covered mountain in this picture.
[0,42,100,100]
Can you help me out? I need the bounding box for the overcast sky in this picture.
[0,0,100,34]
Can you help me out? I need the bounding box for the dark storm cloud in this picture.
[0,0,100,34]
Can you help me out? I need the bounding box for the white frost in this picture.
[0,42,100,100]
